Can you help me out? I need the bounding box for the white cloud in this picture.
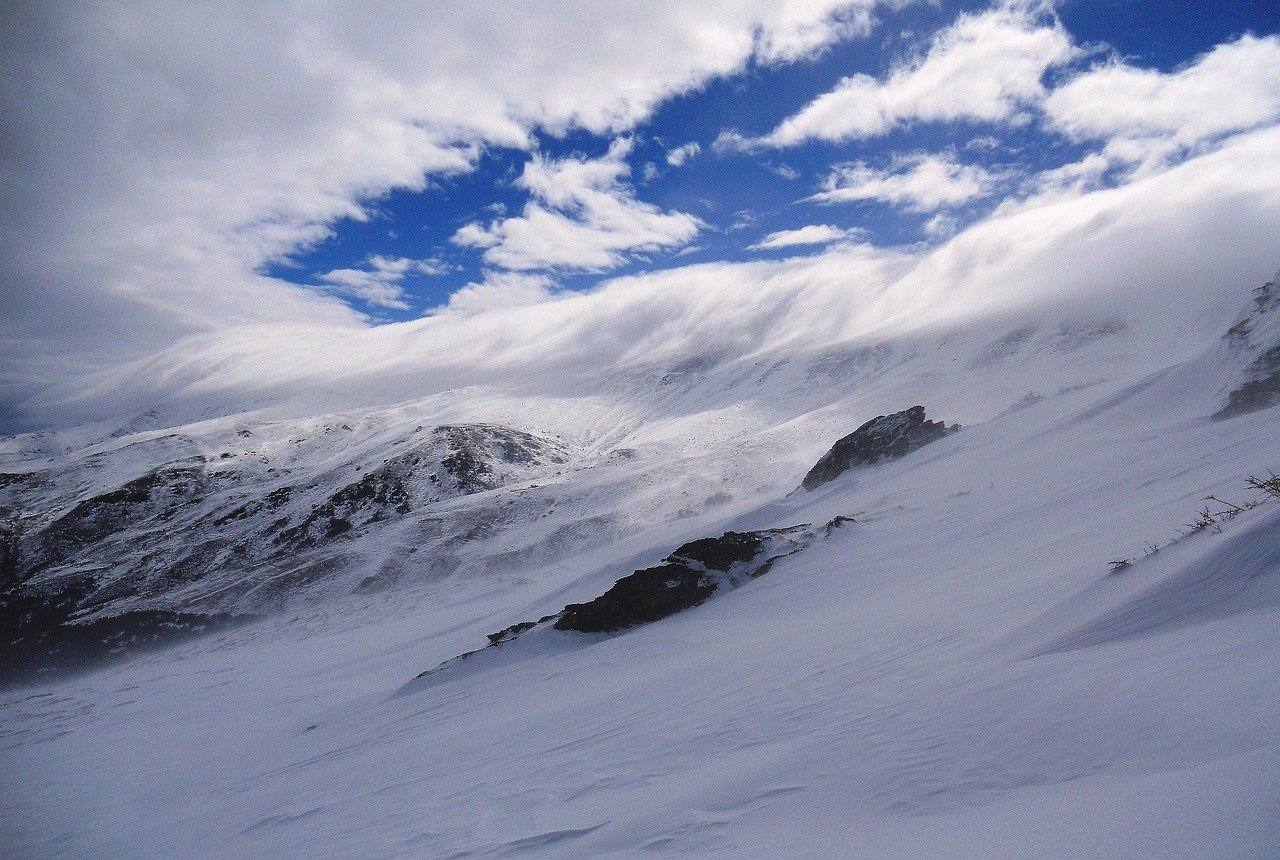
[1011,34,1280,201]
[316,255,447,310]
[8,5,1280,435]
[440,272,555,315]
[812,154,996,211]
[1046,35,1280,146]
[964,135,1003,151]
[1043,34,1280,179]
[922,213,959,238]
[452,223,500,249]
[1,1,890,391]
[750,224,864,249]
[47,126,1280,432]
[666,142,702,167]
[758,2,1076,146]
[451,138,703,270]
[712,129,753,153]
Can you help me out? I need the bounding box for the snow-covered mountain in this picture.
[2,271,1278,854]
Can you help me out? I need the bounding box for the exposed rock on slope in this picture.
[0,598,246,687]
[400,517,853,694]
[801,406,956,491]
[0,421,575,684]
[556,526,815,633]
[1217,276,1280,419]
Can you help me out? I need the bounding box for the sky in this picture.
[264,0,1280,318]
[2,0,1279,426]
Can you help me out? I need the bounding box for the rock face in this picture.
[1217,276,1280,420]
[801,406,955,491]
[1219,344,1280,418]
[403,518,853,693]
[0,420,575,685]
[555,528,807,633]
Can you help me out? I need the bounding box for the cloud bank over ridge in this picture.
[2,2,1278,430]
[40,126,1280,428]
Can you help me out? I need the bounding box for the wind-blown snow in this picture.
[3,252,1279,854]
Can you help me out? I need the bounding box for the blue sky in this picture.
[266,0,1280,320]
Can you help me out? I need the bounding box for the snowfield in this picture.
[3,268,1279,855]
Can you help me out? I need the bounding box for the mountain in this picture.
[1,272,1278,855]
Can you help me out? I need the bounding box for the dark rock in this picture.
[555,563,720,634]
[1217,344,1280,419]
[435,424,566,492]
[801,406,956,491]
[35,465,207,568]
[668,530,773,571]
[1217,277,1280,419]
[276,464,411,548]
[487,613,558,645]
[0,472,38,492]
[325,518,353,538]
[824,515,856,535]
[8,420,573,664]
[406,519,851,689]
[275,424,566,551]
[0,570,251,687]
[554,525,812,634]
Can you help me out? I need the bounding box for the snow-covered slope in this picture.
[2,272,1279,855]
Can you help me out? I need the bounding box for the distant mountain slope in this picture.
[3,272,1278,686]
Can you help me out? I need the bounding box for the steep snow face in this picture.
[2,274,1279,854]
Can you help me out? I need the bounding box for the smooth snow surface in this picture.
[3,273,1280,856]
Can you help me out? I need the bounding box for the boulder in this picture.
[801,406,955,491]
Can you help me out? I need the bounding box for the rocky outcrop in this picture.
[1218,344,1280,419]
[801,406,956,491]
[555,527,808,633]
[33,464,208,570]
[401,518,853,693]
[1,420,577,681]
[1217,276,1280,419]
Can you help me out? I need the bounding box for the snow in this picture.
[3,269,1280,854]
